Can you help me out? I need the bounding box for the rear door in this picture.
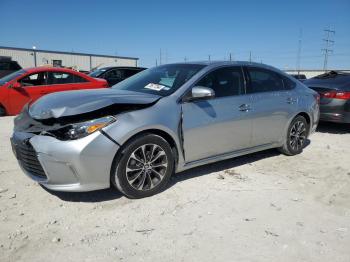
[8,71,49,113]
[182,66,253,162]
[245,66,297,146]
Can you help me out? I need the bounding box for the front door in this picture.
[8,71,49,114]
[182,66,253,163]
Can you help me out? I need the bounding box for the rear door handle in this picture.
[286,97,297,104]
[239,104,251,112]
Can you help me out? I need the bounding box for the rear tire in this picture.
[111,134,175,199]
[279,115,309,156]
[0,106,6,117]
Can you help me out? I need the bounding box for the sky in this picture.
[1,0,349,69]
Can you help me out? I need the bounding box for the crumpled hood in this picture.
[29,89,161,120]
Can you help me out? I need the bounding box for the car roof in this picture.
[97,66,146,70]
[165,60,279,70]
[24,67,83,73]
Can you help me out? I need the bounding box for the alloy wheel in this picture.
[125,144,168,191]
[289,120,306,151]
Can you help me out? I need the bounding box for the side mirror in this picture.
[191,86,215,100]
[12,82,22,89]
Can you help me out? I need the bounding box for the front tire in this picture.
[279,115,309,156]
[111,134,175,199]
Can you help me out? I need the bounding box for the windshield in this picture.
[89,68,107,78]
[0,69,26,85]
[112,64,205,96]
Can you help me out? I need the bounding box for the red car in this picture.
[0,67,108,116]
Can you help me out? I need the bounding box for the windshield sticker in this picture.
[144,83,166,91]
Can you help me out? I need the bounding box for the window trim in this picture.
[179,65,247,103]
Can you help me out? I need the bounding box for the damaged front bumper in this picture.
[11,130,119,192]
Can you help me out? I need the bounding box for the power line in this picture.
[322,28,335,71]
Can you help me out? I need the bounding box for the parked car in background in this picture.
[89,66,146,86]
[290,74,307,81]
[0,67,108,116]
[303,71,350,123]
[0,56,22,78]
[11,62,319,198]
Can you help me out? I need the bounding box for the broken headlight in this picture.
[64,116,116,140]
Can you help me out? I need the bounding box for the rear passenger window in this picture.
[73,75,88,83]
[48,72,74,84]
[247,68,284,93]
[47,72,87,84]
[282,76,296,90]
[196,67,244,97]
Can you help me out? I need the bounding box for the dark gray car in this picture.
[304,71,350,123]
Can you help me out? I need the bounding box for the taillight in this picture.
[313,93,320,104]
[320,91,350,100]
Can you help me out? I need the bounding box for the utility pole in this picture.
[296,28,303,75]
[229,52,232,61]
[184,56,187,62]
[249,51,252,63]
[322,28,335,72]
[208,55,211,61]
[156,59,158,66]
[159,48,162,65]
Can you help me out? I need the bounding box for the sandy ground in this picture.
[0,116,349,262]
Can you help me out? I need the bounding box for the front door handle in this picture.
[239,104,251,112]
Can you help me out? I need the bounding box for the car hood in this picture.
[29,89,161,120]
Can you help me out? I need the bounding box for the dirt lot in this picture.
[0,116,349,262]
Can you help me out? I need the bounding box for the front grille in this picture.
[15,141,47,179]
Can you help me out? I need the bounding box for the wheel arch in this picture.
[284,111,312,139]
[296,112,311,126]
[0,103,7,116]
[110,128,181,180]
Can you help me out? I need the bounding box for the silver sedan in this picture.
[11,61,320,198]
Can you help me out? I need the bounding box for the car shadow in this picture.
[43,141,312,202]
[316,122,350,134]
[42,186,123,203]
[169,148,280,187]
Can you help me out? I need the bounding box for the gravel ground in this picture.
[0,116,349,262]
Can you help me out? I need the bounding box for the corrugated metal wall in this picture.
[0,49,34,68]
[0,48,137,71]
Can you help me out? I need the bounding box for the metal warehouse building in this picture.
[0,46,139,71]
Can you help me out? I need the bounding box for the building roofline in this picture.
[0,46,139,60]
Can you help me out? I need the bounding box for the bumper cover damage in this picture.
[11,89,161,191]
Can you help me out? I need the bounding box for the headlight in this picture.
[65,116,116,140]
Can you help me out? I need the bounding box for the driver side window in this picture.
[19,72,47,87]
[106,69,123,79]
